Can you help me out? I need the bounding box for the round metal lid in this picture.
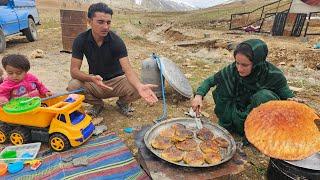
[285,153,320,170]
[157,57,193,99]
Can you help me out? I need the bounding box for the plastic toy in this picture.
[0,94,95,152]
[8,161,24,174]
[30,160,41,170]
[24,159,41,166]
[0,163,7,176]
[21,152,33,159]
[1,150,16,159]
[3,88,85,114]
[124,127,134,133]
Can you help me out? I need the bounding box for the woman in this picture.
[192,39,293,136]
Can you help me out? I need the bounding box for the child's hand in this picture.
[45,92,53,97]
[0,99,8,106]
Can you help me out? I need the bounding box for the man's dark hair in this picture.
[88,2,113,18]
[2,54,30,72]
[233,43,254,62]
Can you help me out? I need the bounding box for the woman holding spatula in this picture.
[191,39,294,138]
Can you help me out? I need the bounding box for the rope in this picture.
[152,53,167,123]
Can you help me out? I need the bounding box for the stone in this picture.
[185,73,192,78]
[204,33,210,38]
[300,36,309,43]
[92,117,104,125]
[62,156,74,163]
[201,111,210,118]
[72,156,89,166]
[93,125,108,136]
[289,86,303,92]
[30,49,45,59]
[278,62,286,66]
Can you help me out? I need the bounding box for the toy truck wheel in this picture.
[0,124,11,143]
[23,18,38,42]
[0,29,5,53]
[10,127,31,145]
[49,133,70,152]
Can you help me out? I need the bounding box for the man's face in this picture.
[88,12,112,38]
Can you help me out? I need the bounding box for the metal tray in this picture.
[285,152,320,170]
[144,117,236,167]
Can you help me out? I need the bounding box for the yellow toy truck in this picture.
[0,94,94,152]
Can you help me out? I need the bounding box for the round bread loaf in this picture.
[245,100,320,160]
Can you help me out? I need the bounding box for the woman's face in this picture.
[235,53,253,77]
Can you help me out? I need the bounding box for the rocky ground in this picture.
[0,1,319,179]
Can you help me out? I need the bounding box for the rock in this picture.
[204,33,210,38]
[300,36,308,43]
[185,73,192,78]
[316,63,320,70]
[278,62,286,66]
[289,86,303,92]
[92,117,104,125]
[204,65,210,69]
[72,156,89,166]
[227,42,237,51]
[201,111,210,118]
[30,49,44,59]
[182,62,191,66]
[93,125,108,136]
[62,156,74,163]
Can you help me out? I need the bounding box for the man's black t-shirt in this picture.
[72,29,128,81]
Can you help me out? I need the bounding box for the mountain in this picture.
[133,0,195,11]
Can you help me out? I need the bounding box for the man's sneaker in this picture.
[86,104,104,118]
[116,100,134,117]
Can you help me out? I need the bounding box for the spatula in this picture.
[195,105,203,129]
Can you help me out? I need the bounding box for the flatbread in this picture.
[245,100,320,160]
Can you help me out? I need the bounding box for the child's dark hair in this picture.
[233,43,254,62]
[88,2,113,19]
[2,54,30,72]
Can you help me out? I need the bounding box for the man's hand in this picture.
[138,84,158,105]
[91,75,113,91]
[191,95,203,116]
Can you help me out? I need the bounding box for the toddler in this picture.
[0,54,52,105]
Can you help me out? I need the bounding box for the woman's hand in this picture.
[192,95,203,116]
[91,75,113,91]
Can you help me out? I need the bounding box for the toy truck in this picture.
[0,0,40,53]
[0,94,95,152]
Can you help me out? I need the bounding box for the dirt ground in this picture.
[1,1,319,179]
